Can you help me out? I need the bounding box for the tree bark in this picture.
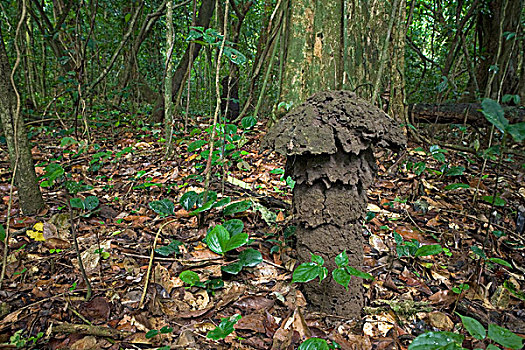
[151,0,216,123]
[0,26,45,215]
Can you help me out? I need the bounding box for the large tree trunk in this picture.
[151,0,215,123]
[476,0,523,99]
[0,27,45,215]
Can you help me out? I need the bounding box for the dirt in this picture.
[264,90,406,318]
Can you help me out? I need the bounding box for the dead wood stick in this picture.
[51,322,132,338]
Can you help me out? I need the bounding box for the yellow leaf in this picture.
[27,230,45,241]
[33,222,44,232]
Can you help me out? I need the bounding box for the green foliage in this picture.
[205,220,249,255]
[155,240,183,257]
[179,270,225,293]
[40,163,64,188]
[70,195,100,212]
[481,98,525,142]
[408,331,464,350]
[149,199,175,217]
[452,283,470,294]
[394,232,443,258]
[298,338,330,350]
[222,248,262,275]
[332,251,373,289]
[206,314,242,340]
[481,195,506,207]
[292,254,328,284]
[145,326,174,339]
[179,190,230,216]
[223,200,251,216]
[0,224,5,242]
[445,183,470,190]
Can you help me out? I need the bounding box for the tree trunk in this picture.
[0,27,45,215]
[476,0,523,99]
[151,0,215,123]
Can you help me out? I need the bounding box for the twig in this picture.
[138,219,178,308]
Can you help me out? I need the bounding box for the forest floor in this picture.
[0,118,524,350]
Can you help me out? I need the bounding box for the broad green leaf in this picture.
[223,219,244,236]
[223,47,247,65]
[408,331,464,350]
[507,122,525,142]
[239,248,262,267]
[345,266,374,280]
[149,199,175,217]
[481,195,506,206]
[311,254,325,266]
[486,345,500,350]
[223,200,251,216]
[222,261,243,275]
[84,196,99,211]
[481,98,508,133]
[160,326,173,334]
[145,329,159,339]
[206,225,230,254]
[179,270,200,286]
[415,244,443,257]
[292,263,323,283]
[0,224,5,242]
[241,116,257,129]
[488,257,511,268]
[333,268,351,289]
[445,166,465,176]
[488,324,523,349]
[207,314,241,340]
[224,232,249,252]
[45,163,64,181]
[298,337,330,350]
[70,197,84,209]
[457,314,485,340]
[180,191,199,211]
[444,183,470,190]
[155,240,182,256]
[335,250,349,268]
[187,139,207,152]
[212,197,231,208]
[503,280,525,301]
[470,246,486,259]
[190,199,215,215]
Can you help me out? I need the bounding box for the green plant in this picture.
[332,251,374,289]
[179,270,225,294]
[470,246,511,270]
[298,337,341,350]
[70,195,100,214]
[179,190,231,215]
[452,283,470,294]
[292,253,329,284]
[9,329,43,348]
[155,240,183,256]
[205,219,249,255]
[222,248,262,275]
[409,314,523,350]
[394,232,443,258]
[206,314,242,340]
[40,163,65,188]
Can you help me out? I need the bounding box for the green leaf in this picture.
[486,344,500,350]
[197,191,217,207]
[471,246,486,259]
[292,263,322,283]
[481,98,508,133]
[179,270,200,286]
[298,337,330,350]
[311,254,325,266]
[224,232,249,252]
[333,268,351,289]
[223,219,244,236]
[345,266,374,280]
[414,244,443,257]
[84,196,99,211]
[187,139,207,152]
[507,122,525,142]
[223,200,251,216]
[241,116,257,129]
[70,197,84,209]
[145,329,159,339]
[124,13,131,23]
[488,257,511,268]
[149,199,175,217]
[445,166,465,176]
[457,314,486,340]
[190,199,215,215]
[180,191,199,211]
[212,197,231,208]
[481,195,506,206]
[503,280,525,301]
[222,261,244,275]
[408,331,464,350]
[0,224,5,242]
[239,248,262,267]
[206,314,241,340]
[444,183,470,190]
[160,326,173,334]
[335,250,349,268]
[155,240,182,256]
[222,47,247,65]
[488,324,523,349]
[45,163,65,181]
[206,225,230,254]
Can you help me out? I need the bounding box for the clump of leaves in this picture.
[179,270,224,294]
[180,190,231,215]
[332,251,373,289]
[206,219,249,255]
[292,253,328,284]
[206,314,242,340]
[222,248,262,275]
[394,232,443,258]
[155,240,183,257]
[298,337,340,350]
